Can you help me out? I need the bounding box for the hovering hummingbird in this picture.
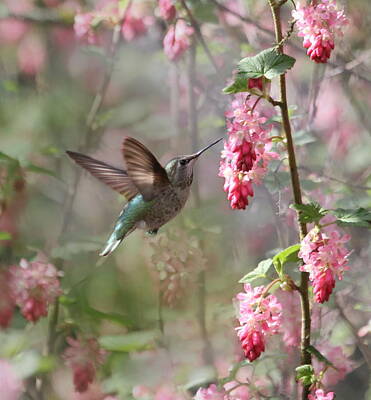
[66,136,222,256]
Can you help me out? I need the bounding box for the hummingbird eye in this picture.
[179,159,188,166]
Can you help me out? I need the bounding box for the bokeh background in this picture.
[0,0,370,399]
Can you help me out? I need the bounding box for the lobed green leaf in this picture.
[330,207,371,228]
[239,258,273,283]
[272,244,301,277]
[290,202,328,224]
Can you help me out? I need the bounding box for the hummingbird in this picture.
[66,136,222,256]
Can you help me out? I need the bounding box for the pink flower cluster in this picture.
[74,1,153,45]
[292,0,348,63]
[163,20,194,61]
[0,359,23,400]
[308,389,334,400]
[219,95,278,209]
[235,284,282,362]
[63,337,106,393]
[9,256,62,322]
[158,0,176,21]
[299,228,350,303]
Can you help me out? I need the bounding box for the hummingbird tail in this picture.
[99,238,122,257]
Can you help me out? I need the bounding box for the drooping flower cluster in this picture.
[0,359,23,400]
[299,228,350,303]
[74,1,153,45]
[158,0,176,21]
[219,95,278,209]
[292,0,348,63]
[147,228,207,307]
[63,337,106,393]
[163,20,194,62]
[308,389,335,400]
[9,256,62,322]
[235,284,282,362]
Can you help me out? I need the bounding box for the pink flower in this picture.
[63,337,106,393]
[74,12,97,44]
[277,290,301,348]
[0,272,15,329]
[235,284,282,361]
[194,384,227,400]
[17,35,46,76]
[308,389,334,400]
[121,3,153,42]
[158,0,176,21]
[219,95,278,209]
[0,359,23,400]
[299,228,350,303]
[0,19,29,44]
[163,20,194,61]
[292,0,348,63]
[9,256,62,322]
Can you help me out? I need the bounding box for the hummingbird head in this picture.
[165,137,223,186]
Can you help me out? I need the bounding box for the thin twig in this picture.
[267,1,311,399]
[180,0,221,76]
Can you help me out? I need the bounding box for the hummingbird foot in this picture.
[146,229,159,236]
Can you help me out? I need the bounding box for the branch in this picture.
[267,1,311,399]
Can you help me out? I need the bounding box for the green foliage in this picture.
[272,244,301,277]
[330,207,371,228]
[0,232,12,241]
[290,202,328,224]
[99,331,157,352]
[223,48,295,94]
[295,364,316,386]
[239,258,273,283]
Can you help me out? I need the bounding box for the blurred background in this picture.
[0,0,370,399]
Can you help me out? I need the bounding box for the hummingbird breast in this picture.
[141,184,191,230]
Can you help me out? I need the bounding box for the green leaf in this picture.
[330,207,371,228]
[272,244,300,277]
[237,48,296,80]
[0,232,12,241]
[99,331,157,352]
[25,163,58,178]
[85,306,131,327]
[239,259,273,283]
[295,364,316,386]
[290,202,328,224]
[223,74,248,94]
[306,345,335,368]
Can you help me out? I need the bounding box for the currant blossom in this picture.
[299,227,350,303]
[17,35,46,76]
[163,20,194,61]
[121,4,154,42]
[194,384,227,400]
[74,12,97,44]
[235,284,282,361]
[292,0,348,63]
[63,337,106,393]
[219,95,278,209]
[9,256,62,322]
[308,389,335,400]
[158,0,176,21]
[0,359,23,400]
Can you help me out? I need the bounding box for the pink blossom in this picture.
[235,284,282,361]
[133,384,184,400]
[194,384,227,400]
[219,95,278,209]
[313,344,354,386]
[0,359,23,400]
[158,0,176,21]
[121,4,154,42]
[163,20,194,61]
[74,12,97,44]
[63,337,106,393]
[9,256,62,322]
[299,228,350,303]
[292,0,348,63]
[0,19,29,44]
[0,272,14,329]
[308,389,334,400]
[277,290,301,348]
[17,35,46,76]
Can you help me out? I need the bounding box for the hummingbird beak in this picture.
[186,137,223,161]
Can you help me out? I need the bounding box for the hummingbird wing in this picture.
[66,151,139,201]
[122,137,170,201]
